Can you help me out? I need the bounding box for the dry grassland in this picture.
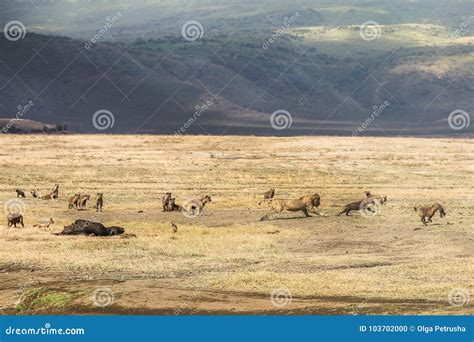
[0,135,472,315]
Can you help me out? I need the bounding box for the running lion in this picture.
[260,193,321,221]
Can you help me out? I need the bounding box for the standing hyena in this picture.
[8,214,24,228]
[68,194,80,209]
[52,184,59,199]
[95,193,104,212]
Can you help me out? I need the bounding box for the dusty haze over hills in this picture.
[0,0,472,135]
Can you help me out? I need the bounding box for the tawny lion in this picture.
[365,191,387,205]
[260,193,321,221]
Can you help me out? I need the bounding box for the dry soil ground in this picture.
[0,135,472,315]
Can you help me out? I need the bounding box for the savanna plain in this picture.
[0,135,472,315]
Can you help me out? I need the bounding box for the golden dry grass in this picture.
[0,135,472,315]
